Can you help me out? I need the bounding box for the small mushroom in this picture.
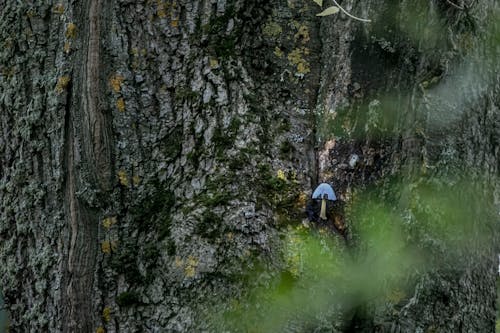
[312,183,337,220]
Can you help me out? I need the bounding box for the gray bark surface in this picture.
[0,0,498,332]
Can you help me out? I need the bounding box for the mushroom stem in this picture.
[320,198,327,220]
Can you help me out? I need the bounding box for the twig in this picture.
[331,0,371,22]
[446,0,464,10]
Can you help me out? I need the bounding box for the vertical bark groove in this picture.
[61,0,110,330]
[82,0,113,191]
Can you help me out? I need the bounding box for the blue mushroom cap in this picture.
[312,183,337,201]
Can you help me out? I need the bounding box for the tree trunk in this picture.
[0,0,498,332]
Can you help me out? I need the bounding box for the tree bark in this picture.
[0,0,498,332]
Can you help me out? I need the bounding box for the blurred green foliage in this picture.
[205,172,497,331]
[497,279,500,332]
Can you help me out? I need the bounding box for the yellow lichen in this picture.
[189,257,198,265]
[3,67,15,78]
[294,25,310,44]
[102,216,117,230]
[262,21,282,38]
[290,20,301,30]
[226,232,234,240]
[274,47,284,58]
[287,48,310,74]
[101,241,112,254]
[277,170,287,181]
[132,175,141,186]
[296,192,307,208]
[116,98,126,112]
[184,265,195,277]
[56,75,71,93]
[102,307,111,323]
[26,9,36,18]
[297,62,310,74]
[209,57,219,69]
[174,256,184,267]
[53,4,64,14]
[184,256,199,278]
[65,23,77,39]
[117,170,128,186]
[157,0,168,18]
[109,74,124,93]
[63,41,71,54]
[295,224,305,232]
[171,18,179,27]
[96,327,105,333]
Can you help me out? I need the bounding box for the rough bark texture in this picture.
[0,0,498,332]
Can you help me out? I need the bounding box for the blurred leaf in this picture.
[312,0,323,7]
[207,173,496,331]
[316,6,339,16]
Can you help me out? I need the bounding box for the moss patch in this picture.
[279,140,295,156]
[196,211,224,239]
[174,87,199,102]
[213,117,241,156]
[110,243,143,284]
[131,182,175,234]
[256,164,303,224]
[197,191,232,207]
[116,291,140,307]
[163,126,183,159]
[202,5,239,58]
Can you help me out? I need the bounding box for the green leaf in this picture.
[312,0,323,6]
[316,6,340,16]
